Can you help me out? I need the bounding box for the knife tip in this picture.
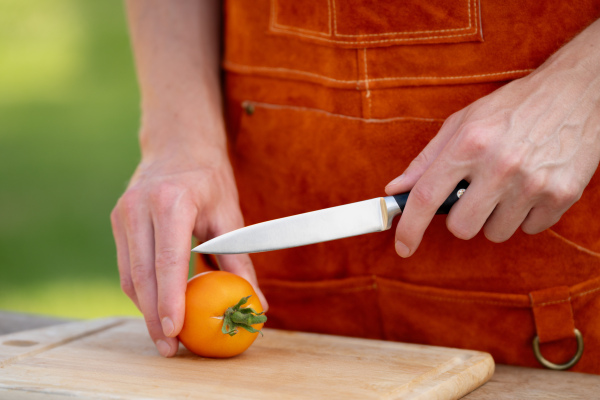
[191,244,204,254]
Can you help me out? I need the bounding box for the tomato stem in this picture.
[221,295,267,337]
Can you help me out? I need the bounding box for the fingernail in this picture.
[156,339,172,357]
[161,317,175,337]
[395,240,410,258]
[386,174,405,187]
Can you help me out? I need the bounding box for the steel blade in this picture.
[192,198,387,254]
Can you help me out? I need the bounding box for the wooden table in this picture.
[1,311,598,399]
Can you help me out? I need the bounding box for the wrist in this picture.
[138,97,227,159]
[139,120,227,162]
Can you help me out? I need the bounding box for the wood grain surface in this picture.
[0,317,494,399]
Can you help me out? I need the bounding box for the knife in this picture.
[192,180,469,255]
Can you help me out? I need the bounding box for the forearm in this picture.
[520,18,600,162]
[126,0,225,158]
[539,18,600,74]
[527,18,600,97]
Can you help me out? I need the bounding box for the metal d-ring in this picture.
[532,328,584,370]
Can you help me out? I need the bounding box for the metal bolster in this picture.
[381,196,402,231]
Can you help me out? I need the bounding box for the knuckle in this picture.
[122,188,141,208]
[521,223,542,235]
[120,190,142,218]
[523,174,549,198]
[150,182,184,210]
[110,207,119,225]
[456,123,491,157]
[110,208,121,231]
[120,276,136,298]
[442,112,460,127]
[144,316,162,332]
[155,248,186,274]
[410,150,431,169]
[130,262,152,288]
[446,218,477,240]
[493,152,523,179]
[483,227,510,243]
[550,182,581,207]
[410,184,436,207]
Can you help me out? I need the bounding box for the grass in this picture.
[0,0,145,318]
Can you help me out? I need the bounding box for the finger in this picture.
[210,205,269,311]
[521,177,582,235]
[218,253,268,311]
[110,206,140,310]
[482,195,532,243]
[151,186,197,339]
[394,161,468,257]
[385,113,464,195]
[124,199,178,357]
[445,179,499,241]
[521,205,566,235]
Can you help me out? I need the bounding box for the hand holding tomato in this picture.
[116,0,268,358]
[179,271,266,358]
[111,148,268,358]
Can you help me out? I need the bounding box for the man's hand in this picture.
[116,0,267,357]
[111,146,267,357]
[385,19,600,258]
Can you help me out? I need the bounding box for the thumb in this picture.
[385,113,463,195]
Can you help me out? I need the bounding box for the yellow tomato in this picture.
[178,271,266,358]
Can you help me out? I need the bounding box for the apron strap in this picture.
[529,286,575,344]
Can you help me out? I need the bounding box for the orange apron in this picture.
[198,0,600,373]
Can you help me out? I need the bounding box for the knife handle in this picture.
[392,180,469,215]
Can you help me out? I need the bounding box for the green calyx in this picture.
[221,295,267,337]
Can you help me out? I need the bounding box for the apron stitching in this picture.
[327,0,332,37]
[574,286,600,299]
[246,101,445,123]
[224,61,534,84]
[533,298,573,307]
[332,0,338,35]
[332,0,475,37]
[354,49,362,112]
[270,0,332,37]
[546,229,600,258]
[269,25,480,45]
[363,48,372,118]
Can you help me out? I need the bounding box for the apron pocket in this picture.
[258,276,383,339]
[270,0,483,48]
[376,276,600,373]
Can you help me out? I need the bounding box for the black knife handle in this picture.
[392,180,469,214]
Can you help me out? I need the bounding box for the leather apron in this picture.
[197,0,600,373]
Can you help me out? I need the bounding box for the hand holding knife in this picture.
[193,180,469,255]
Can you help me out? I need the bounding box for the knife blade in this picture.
[192,180,469,254]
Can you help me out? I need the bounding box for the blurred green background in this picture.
[0,0,142,318]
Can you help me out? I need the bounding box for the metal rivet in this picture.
[243,102,254,116]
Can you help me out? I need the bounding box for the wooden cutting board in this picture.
[0,318,494,399]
